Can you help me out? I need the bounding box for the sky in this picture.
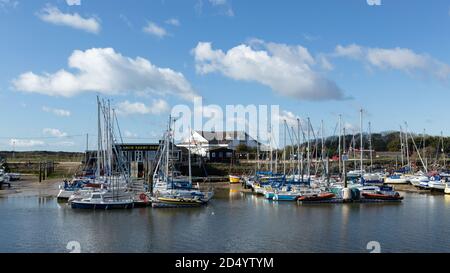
[1,0,450,151]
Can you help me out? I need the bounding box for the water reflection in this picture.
[0,190,449,252]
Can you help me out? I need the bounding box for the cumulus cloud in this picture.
[10,139,45,148]
[208,0,234,16]
[43,128,68,137]
[143,21,168,38]
[116,99,169,116]
[193,40,344,101]
[42,106,71,117]
[37,5,100,34]
[66,0,81,6]
[366,0,381,6]
[165,18,180,26]
[124,130,138,138]
[13,48,197,100]
[0,0,18,10]
[334,44,450,81]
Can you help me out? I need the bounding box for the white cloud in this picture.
[143,21,168,38]
[13,48,197,100]
[209,0,227,5]
[165,18,180,26]
[116,99,169,116]
[276,110,301,127]
[43,128,68,138]
[208,0,234,16]
[10,139,45,148]
[37,5,100,34]
[193,40,344,101]
[0,0,18,10]
[42,106,71,117]
[124,130,138,138]
[334,44,364,59]
[66,0,81,6]
[367,0,381,6]
[54,141,75,147]
[334,44,450,81]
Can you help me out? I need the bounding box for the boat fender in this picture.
[139,193,147,201]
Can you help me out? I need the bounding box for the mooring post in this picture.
[39,162,42,183]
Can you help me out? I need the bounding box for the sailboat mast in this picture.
[338,114,342,175]
[96,96,101,178]
[405,122,411,173]
[307,117,311,179]
[360,108,363,175]
[441,131,445,168]
[283,120,286,175]
[399,126,404,167]
[368,122,373,172]
[297,118,301,179]
[188,128,192,184]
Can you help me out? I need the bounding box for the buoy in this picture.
[342,188,352,201]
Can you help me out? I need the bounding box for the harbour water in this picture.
[1,185,450,253]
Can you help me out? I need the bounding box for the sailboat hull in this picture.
[71,201,134,209]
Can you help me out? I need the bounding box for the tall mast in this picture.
[297,118,301,179]
[307,117,311,179]
[404,122,411,173]
[399,126,404,167]
[96,96,101,178]
[442,131,446,168]
[360,108,363,175]
[188,127,192,184]
[368,122,373,172]
[321,120,325,177]
[343,127,347,187]
[257,130,260,171]
[166,115,170,186]
[423,129,427,171]
[338,114,342,175]
[269,125,273,173]
[283,120,286,175]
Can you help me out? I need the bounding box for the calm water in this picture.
[1,187,450,253]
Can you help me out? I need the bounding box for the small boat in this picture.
[444,183,450,194]
[229,175,241,183]
[57,178,91,201]
[297,192,335,202]
[273,192,299,201]
[151,195,205,208]
[71,192,134,209]
[6,173,21,181]
[410,175,429,187]
[361,192,403,201]
[384,174,409,184]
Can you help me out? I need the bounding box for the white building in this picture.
[177,130,266,156]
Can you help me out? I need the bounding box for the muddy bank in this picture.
[0,175,61,198]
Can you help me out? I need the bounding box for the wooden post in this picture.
[39,162,42,183]
[43,162,46,181]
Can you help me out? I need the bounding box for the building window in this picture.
[219,152,223,158]
[226,152,232,158]
[211,152,216,158]
[136,151,143,162]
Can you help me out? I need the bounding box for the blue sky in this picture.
[1,0,450,151]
